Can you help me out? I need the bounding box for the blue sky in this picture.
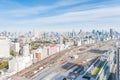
[0,0,120,32]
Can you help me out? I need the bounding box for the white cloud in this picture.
[0,0,90,17]
[55,0,90,7]
[0,0,120,32]
[27,6,120,24]
[2,6,120,25]
[1,6,118,33]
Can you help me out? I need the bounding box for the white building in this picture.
[0,39,10,58]
[47,44,66,56]
[59,44,66,51]
[22,44,30,56]
[32,47,48,62]
[89,39,95,44]
[8,56,32,73]
[74,39,81,46]
[34,29,40,39]
[32,48,42,62]
[42,47,48,59]
[10,42,20,53]
[83,39,90,44]
[59,36,63,45]
[32,44,61,63]
[65,41,74,47]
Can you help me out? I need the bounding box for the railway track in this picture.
[12,46,79,78]
[11,43,101,78]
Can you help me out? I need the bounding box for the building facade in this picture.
[0,39,10,58]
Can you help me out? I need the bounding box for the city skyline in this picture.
[0,0,120,32]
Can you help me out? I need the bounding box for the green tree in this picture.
[10,50,17,56]
[30,41,35,47]
[0,61,8,70]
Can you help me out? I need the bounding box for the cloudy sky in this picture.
[0,0,120,32]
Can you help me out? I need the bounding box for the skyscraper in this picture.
[110,28,115,39]
[72,29,76,38]
[59,35,63,44]
[34,29,40,39]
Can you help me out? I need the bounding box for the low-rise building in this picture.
[74,39,81,46]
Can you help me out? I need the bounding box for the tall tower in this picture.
[110,28,115,39]
[72,29,76,38]
[34,29,40,39]
[59,35,63,45]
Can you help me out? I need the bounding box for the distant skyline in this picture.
[0,0,120,32]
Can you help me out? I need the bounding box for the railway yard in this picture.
[11,40,115,80]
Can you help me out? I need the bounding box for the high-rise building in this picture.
[79,29,82,34]
[0,39,10,58]
[43,32,48,41]
[34,29,40,39]
[72,29,76,38]
[110,28,115,38]
[59,35,63,44]
[92,29,96,34]
[22,44,30,56]
[14,42,20,53]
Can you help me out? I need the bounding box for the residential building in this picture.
[0,39,10,58]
